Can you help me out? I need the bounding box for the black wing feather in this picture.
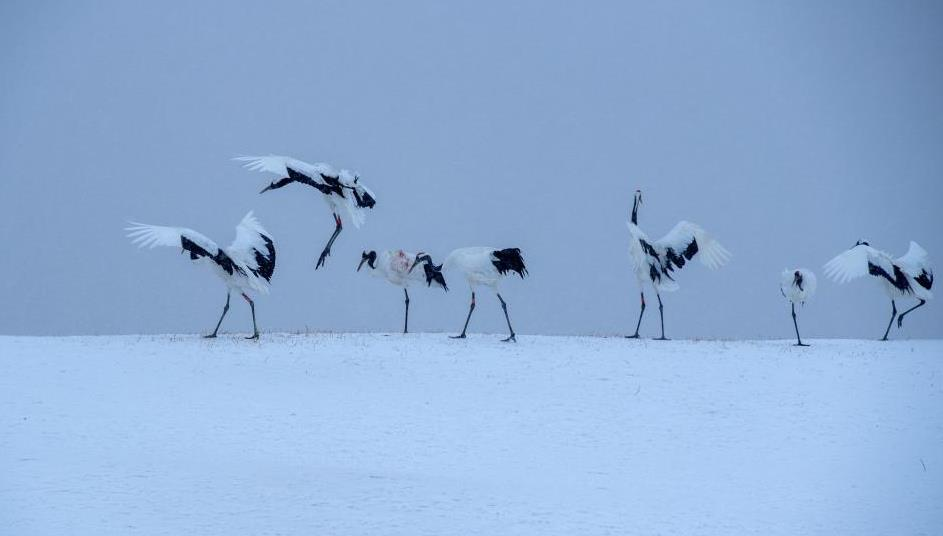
[868,262,912,293]
[914,269,933,290]
[251,235,276,282]
[180,235,245,276]
[285,167,333,195]
[491,248,528,278]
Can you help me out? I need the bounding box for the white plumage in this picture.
[627,221,730,292]
[442,248,506,290]
[362,250,425,286]
[126,211,276,338]
[824,241,933,340]
[781,268,817,304]
[824,242,933,300]
[780,268,816,346]
[416,247,528,341]
[358,249,448,333]
[625,190,730,339]
[236,154,376,269]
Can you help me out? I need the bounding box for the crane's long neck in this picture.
[631,195,640,225]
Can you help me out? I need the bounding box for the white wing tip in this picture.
[236,210,271,236]
[233,154,289,172]
[125,223,161,249]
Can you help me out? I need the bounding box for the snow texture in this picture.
[2,334,941,535]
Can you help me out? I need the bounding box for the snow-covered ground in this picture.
[1,334,941,535]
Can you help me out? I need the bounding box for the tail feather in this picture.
[492,248,528,279]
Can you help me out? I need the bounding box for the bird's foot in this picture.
[654,336,670,341]
[449,334,467,339]
[625,333,641,339]
[245,333,260,340]
[203,333,218,339]
[502,334,516,343]
[315,248,331,270]
[795,342,810,347]
[880,336,889,342]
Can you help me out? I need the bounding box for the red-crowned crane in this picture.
[824,241,933,340]
[412,247,527,342]
[126,211,276,339]
[235,155,375,269]
[357,249,448,333]
[780,268,817,346]
[625,190,731,340]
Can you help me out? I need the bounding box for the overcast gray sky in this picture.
[1,0,941,339]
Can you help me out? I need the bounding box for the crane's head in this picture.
[854,240,871,248]
[631,189,643,224]
[357,250,377,271]
[793,270,804,291]
[408,252,426,274]
[409,252,448,291]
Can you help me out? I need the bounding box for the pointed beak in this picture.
[408,258,421,273]
[357,257,367,271]
[259,184,273,194]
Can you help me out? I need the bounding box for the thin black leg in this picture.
[403,288,410,334]
[654,293,669,340]
[626,292,646,339]
[497,292,516,342]
[205,292,230,338]
[881,299,897,341]
[316,213,343,270]
[897,299,926,329]
[243,293,259,340]
[792,303,809,346]
[450,292,475,339]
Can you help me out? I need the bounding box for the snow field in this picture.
[1,334,941,535]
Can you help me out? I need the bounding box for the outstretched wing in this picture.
[823,246,870,284]
[125,221,252,277]
[235,155,337,179]
[126,222,220,257]
[226,211,276,293]
[897,241,933,291]
[653,221,730,272]
[824,245,886,284]
[824,244,914,293]
[237,155,375,229]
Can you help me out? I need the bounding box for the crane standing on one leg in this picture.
[358,249,448,333]
[780,268,817,346]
